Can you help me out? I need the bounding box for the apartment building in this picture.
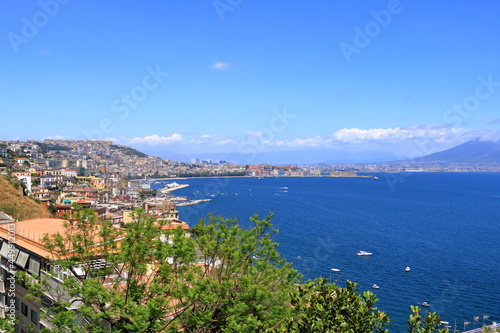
[0,215,192,332]
[0,218,68,332]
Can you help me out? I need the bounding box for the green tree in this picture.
[178,214,299,332]
[32,176,41,187]
[481,325,500,333]
[0,316,17,333]
[285,278,389,333]
[25,208,198,332]
[48,203,58,216]
[24,211,299,332]
[407,305,449,333]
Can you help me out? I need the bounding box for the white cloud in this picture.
[118,126,499,156]
[130,134,182,145]
[479,129,500,141]
[331,126,470,143]
[332,128,404,142]
[216,139,234,145]
[246,130,263,137]
[189,134,233,145]
[43,135,74,140]
[275,136,327,148]
[249,125,483,150]
[212,61,230,70]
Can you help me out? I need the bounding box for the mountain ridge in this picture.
[417,139,500,163]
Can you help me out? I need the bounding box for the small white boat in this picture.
[372,284,380,289]
[331,268,341,272]
[406,266,411,272]
[373,176,380,180]
[418,302,430,307]
[357,251,373,256]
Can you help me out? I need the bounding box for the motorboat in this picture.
[372,284,380,289]
[357,251,373,256]
[418,302,430,307]
[406,266,411,272]
[331,268,341,272]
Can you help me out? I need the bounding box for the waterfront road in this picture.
[463,323,500,333]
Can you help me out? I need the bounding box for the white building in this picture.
[15,174,32,193]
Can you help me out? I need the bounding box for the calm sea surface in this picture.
[154,173,500,332]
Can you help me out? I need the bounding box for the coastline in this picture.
[143,174,373,181]
[140,171,500,183]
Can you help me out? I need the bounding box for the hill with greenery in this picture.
[35,141,72,153]
[110,144,148,158]
[0,175,50,220]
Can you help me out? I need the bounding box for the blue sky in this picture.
[1,0,500,163]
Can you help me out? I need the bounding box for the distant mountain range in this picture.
[137,139,500,165]
[417,140,500,163]
[158,149,400,165]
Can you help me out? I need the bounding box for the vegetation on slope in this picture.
[0,175,50,220]
[34,141,72,153]
[110,144,148,158]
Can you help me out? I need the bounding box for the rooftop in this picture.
[0,218,68,258]
[0,211,14,223]
[0,218,123,259]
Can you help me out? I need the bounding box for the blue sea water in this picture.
[154,173,500,332]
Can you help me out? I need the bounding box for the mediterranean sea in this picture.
[153,173,500,332]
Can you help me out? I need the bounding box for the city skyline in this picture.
[2,1,500,163]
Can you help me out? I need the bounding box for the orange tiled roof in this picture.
[0,218,123,259]
[0,218,68,258]
[160,220,190,231]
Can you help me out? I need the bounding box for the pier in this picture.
[176,199,212,207]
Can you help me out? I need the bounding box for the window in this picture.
[0,266,7,280]
[41,295,53,309]
[21,302,28,316]
[31,309,38,324]
[0,242,9,258]
[16,251,29,268]
[28,257,41,275]
[15,297,19,309]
